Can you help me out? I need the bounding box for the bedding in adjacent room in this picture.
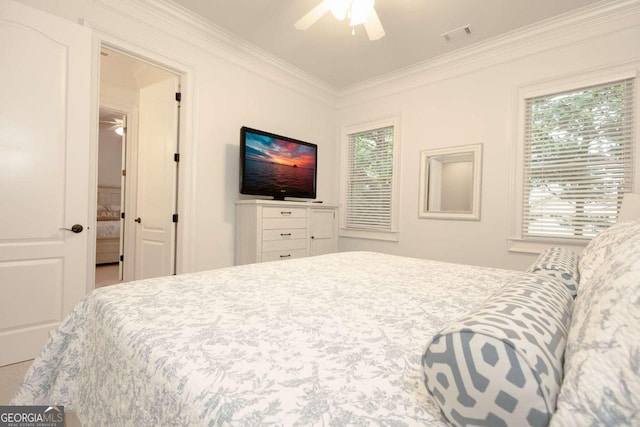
[96,220,120,239]
[95,186,121,264]
[12,252,522,425]
[95,220,120,264]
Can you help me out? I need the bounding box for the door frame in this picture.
[90,34,195,289]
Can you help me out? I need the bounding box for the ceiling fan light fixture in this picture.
[349,0,374,26]
[329,0,350,21]
[295,0,384,41]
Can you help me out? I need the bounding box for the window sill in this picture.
[340,228,399,242]
[507,238,587,255]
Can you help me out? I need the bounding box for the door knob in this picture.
[60,224,83,233]
[134,217,142,223]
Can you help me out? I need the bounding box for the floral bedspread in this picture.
[12,252,521,426]
[95,220,120,238]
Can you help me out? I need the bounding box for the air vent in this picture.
[441,25,472,42]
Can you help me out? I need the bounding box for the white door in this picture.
[134,77,179,279]
[0,0,91,365]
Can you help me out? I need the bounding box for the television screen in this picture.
[240,126,317,200]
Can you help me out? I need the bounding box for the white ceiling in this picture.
[100,48,175,90]
[168,0,607,89]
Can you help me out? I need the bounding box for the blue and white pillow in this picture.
[551,219,640,426]
[422,274,573,427]
[527,247,579,297]
[578,219,640,292]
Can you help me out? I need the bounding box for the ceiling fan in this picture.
[100,117,125,136]
[295,0,385,41]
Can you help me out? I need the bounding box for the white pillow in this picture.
[578,219,640,291]
[551,221,640,426]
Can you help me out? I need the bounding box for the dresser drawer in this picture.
[262,248,306,262]
[262,218,306,230]
[262,207,306,219]
[262,238,306,252]
[263,229,307,241]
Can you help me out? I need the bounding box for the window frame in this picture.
[339,116,401,241]
[508,66,639,254]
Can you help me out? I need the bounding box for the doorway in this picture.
[96,108,126,287]
[98,47,180,285]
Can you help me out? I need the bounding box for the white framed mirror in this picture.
[418,144,482,220]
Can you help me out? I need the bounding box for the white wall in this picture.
[14,0,640,273]
[191,56,337,271]
[337,3,640,270]
[16,0,339,273]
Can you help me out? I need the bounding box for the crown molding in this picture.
[337,0,640,108]
[88,0,639,110]
[91,0,339,107]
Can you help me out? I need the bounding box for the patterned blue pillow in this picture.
[526,247,579,297]
[422,274,574,427]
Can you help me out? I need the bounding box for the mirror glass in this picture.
[419,144,482,220]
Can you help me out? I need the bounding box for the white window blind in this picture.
[345,126,395,231]
[523,78,635,240]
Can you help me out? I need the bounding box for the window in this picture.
[519,77,635,243]
[340,118,400,241]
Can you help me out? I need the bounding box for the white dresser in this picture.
[235,200,338,265]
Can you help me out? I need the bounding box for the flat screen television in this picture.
[240,126,317,200]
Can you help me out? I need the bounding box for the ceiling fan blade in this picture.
[363,7,385,41]
[295,1,330,31]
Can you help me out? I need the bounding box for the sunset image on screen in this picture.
[242,130,317,197]
[244,133,316,170]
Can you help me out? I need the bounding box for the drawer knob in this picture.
[280,211,292,215]
[280,254,291,258]
[280,233,292,237]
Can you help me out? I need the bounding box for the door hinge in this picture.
[122,169,126,176]
[119,254,124,262]
[175,92,182,102]
[121,212,125,219]
[172,214,179,223]
[174,153,180,162]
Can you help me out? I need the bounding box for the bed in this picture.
[11,219,640,426]
[11,252,521,425]
[96,186,121,264]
